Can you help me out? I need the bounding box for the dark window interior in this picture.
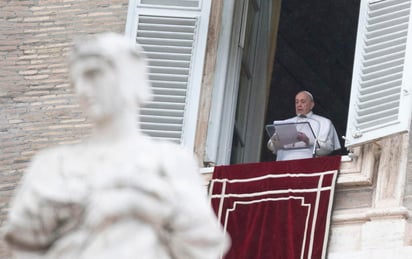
[260,0,360,162]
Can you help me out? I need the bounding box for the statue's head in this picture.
[69,33,152,121]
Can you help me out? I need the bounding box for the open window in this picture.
[236,0,412,164]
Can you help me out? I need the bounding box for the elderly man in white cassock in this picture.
[267,90,341,161]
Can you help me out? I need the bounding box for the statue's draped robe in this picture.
[4,136,228,259]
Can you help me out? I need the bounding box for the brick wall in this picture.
[0,1,128,257]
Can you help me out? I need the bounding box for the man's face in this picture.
[70,56,123,122]
[295,92,314,116]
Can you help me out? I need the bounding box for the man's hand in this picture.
[297,132,309,145]
[270,133,279,142]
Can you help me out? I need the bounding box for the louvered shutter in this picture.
[345,0,412,147]
[125,0,211,149]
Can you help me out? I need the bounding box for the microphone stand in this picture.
[306,116,320,158]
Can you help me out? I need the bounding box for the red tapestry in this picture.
[210,156,341,259]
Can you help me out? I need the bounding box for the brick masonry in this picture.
[0,1,128,257]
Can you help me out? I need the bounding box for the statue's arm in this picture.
[3,149,79,256]
[160,145,230,259]
[3,152,56,255]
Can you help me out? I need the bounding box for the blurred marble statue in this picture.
[3,33,229,259]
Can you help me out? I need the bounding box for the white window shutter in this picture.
[125,0,211,149]
[140,0,200,8]
[345,0,412,147]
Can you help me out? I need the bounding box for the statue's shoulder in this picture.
[32,144,78,162]
[26,144,81,177]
